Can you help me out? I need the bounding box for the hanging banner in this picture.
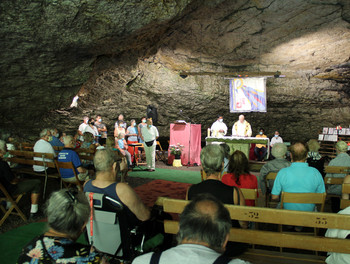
[229,77,267,112]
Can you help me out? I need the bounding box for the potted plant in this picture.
[169,143,184,159]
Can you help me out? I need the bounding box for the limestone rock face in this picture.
[1,0,350,143]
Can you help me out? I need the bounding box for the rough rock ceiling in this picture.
[1,0,350,142]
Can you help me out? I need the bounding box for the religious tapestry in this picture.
[229,77,267,112]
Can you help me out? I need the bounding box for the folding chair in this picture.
[55,160,84,191]
[0,182,27,226]
[265,172,278,207]
[156,141,166,163]
[340,183,350,209]
[85,192,146,262]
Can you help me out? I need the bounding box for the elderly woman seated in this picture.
[17,189,107,263]
[306,139,325,178]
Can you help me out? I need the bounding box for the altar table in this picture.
[206,136,270,159]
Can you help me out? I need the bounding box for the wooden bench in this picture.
[324,166,350,200]
[265,172,278,207]
[340,183,350,209]
[162,198,350,264]
[7,150,60,198]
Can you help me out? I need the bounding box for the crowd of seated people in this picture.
[5,122,350,263]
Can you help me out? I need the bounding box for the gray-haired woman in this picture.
[17,189,107,263]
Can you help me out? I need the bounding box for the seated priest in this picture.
[58,135,89,183]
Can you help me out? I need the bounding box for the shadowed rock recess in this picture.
[1,0,350,142]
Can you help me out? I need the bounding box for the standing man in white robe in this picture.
[210,116,227,137]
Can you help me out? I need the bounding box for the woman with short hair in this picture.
[17,189,106,263]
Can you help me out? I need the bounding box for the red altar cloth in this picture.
[168,123,201,166]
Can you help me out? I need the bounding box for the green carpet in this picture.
[128,166,202,184]
[0,222,88,264]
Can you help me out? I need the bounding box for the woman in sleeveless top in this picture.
[186,145,248,256]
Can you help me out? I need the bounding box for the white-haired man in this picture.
[58,135,89,182]
[33,129,56,173]
[132,193,250,264]
[232,115,252,137]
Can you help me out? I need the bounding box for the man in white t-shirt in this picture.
[270,131,283,147]
[78,116,89,141]
[33,129,56,172]
[132,193,250,264]
[141,118,159,171]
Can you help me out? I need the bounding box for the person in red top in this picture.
[222,150,258,206]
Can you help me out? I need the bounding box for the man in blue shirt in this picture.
[58,135,89,182]
[49,128,64,148]
[271,142,325,212]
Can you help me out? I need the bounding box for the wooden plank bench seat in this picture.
[7,150,60,198]
[161,198,350,264]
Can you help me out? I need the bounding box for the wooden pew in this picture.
[324,166,350,174]
[8,150,60,198]
[340,183,350,209]
[162,198,350,264]
[265,172,278,207]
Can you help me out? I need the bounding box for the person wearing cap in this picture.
[325,140,350,212]
[210,115,227,137]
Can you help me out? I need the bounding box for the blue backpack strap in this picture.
[150,251,162,264]
[213,254,231,264]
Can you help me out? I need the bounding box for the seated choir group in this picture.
[1,123,350,263]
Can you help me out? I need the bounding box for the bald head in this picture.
[177,193,231,253]
[290,142,308,162]
[239,115,245,123]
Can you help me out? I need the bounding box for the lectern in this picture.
[168,123,201,166]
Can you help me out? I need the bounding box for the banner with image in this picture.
[229,77,267,112]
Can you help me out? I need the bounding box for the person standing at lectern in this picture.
[232,114,252,137]
[210,115,227,137]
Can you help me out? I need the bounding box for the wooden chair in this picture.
[240,188,258,207]
[324,166,350,174]
[55,160,84,191]
[0,182,27,226]
[340,183,350,209]
[265,172,278,207]
[132,143,147,166]
[156,141,166,162]
[9,150,59,198]
[280,192,326,240]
